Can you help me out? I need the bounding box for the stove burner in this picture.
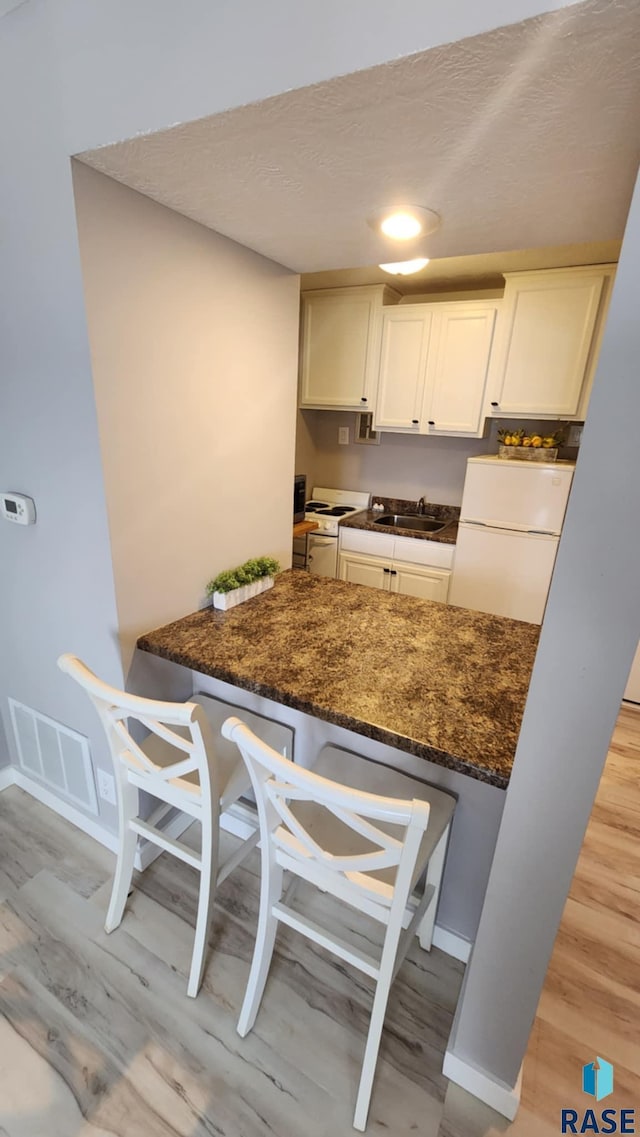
[326,506,354,516]
[306,501,329,510]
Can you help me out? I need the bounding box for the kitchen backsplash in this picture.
[368,496,461,521]
[296,410,580,505]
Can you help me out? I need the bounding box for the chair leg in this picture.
[353,961,395,1131]
[187,809,220,998]
[105,822,137,933]
[105,781,138,934]
[237,861,283,1037]
[417,825,450,952]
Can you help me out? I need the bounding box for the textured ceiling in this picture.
[79,0,640,273]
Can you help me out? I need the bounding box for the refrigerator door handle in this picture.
[459,520,559,537]
[460,518,535,533]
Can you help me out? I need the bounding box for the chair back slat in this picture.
[57,654,218,804]
[330,805,404,854]
[112,717,200,782]
[137,715,195,754]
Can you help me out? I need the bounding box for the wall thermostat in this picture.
[1,492,36,525]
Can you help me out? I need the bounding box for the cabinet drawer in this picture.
[339,527,395,558]
[392,534,455,569]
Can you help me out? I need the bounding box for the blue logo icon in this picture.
[562,1056,633,1132]
[583,1057,614,1102]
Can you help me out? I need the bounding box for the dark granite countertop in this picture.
[340,497,459,544]
[137,570,539,789]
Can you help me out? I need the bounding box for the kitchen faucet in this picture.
[416,496,427,515]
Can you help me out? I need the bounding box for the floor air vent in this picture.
[8,698,98,815]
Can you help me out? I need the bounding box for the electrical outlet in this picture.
[338,426,350,445]
[97,769,117,805]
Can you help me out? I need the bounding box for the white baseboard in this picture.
[432,925,472,964]
[2,769,180,872]
[443,1050,522,1120]
[0,766,16,793]
[9,768,121,854]
[0,776,475,965]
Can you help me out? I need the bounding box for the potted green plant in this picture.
[206,556,280,611]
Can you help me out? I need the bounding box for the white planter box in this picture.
[212,576,274,611]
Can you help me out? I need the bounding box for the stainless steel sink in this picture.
[373,514,447,533]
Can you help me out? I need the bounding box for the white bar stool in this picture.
[57,655,293,998]
[222,720,456,1131]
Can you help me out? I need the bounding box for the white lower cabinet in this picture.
[390,560,450,602]
[338,550,450,601]
[338,528,453,602]
[340,553,389,591]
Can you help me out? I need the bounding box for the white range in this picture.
[294,486,371,578]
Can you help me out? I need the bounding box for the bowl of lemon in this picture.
[497,428,564,461]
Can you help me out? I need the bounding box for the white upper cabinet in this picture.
[375,307,433,430]
[374,301,498,437]
[299,285,399,410]
[423,303,498,434]
[487,266,615,418]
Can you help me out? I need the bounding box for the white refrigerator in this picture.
[450,456,575,624]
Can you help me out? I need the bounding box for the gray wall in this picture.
[296,410,489,505]
[296,411,578,506]
[447,169,640,1088]
[0,716,10,771]
[0,11,124,831]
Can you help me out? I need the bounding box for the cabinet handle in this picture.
[383,567,390,574]
[428,420,435,426]
[491,401,499,408]
[411,419,419,425]
[361,396,368,403]
[390,569,397,576]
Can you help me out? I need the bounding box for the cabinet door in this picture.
[300,288,382,410]
[338,551,389,591]
[423,304,497,435]
[390,562,451,603]
[490,271,605,416]
[374,307,432,431]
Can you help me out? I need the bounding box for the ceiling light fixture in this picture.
[381,212,422,240]
[379,257,430,276]
[368,206,440,242]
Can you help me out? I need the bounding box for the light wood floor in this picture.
[0,705,638,1135]
[0,785,463,1135]
[440,703,640,1137]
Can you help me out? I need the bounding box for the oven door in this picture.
[307,534,338,578]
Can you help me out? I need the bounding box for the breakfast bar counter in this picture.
[137,570,539,790]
